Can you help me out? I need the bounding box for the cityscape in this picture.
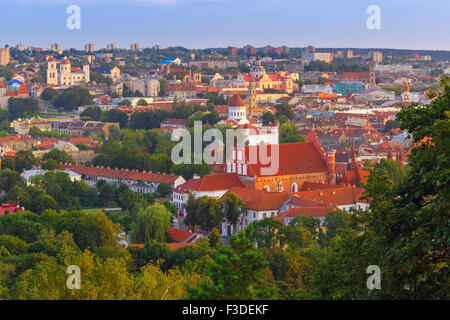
[0,0,448,306]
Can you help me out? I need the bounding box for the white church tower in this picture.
[228,93,249,125]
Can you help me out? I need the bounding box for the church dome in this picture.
[229,93,246,107]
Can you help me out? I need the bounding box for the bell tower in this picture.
[47,57,57,85]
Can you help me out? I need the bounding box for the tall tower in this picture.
[47,57,57,85]
[369,62,376,85]
[248,76,256,117]
[83,63,90,83]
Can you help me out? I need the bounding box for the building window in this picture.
[291,183,298,192]
[263,185,270,192]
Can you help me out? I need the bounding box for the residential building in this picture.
[368,51,383,63]
[227,46,238,56]
[302,52,333,63]
[61,164,185,195]
[51,43,61,51]
[335,81,366,95]
[144,76,160,97]
[172,173,244,213]
[84,43,94,52]
[131,43,140,51]
[0,45,10,66]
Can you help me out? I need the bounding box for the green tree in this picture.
[130,204,172,243]
[7,98,39,120]
[262,111,276,125]
[222,192,245,232]
[40,87,58,102]
[80,106,102,121]
[102,109,128,128]
[186,226,275,300]
[42,149,73,164]
[275,103,294,121]
[208,227,221,248]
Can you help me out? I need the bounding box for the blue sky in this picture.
[1,0,449,50]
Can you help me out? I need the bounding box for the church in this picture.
[46,57,90,86]
[234,57,294,94]
[217,93,279,146]
[224,131,337,193]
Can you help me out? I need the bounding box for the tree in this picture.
[136,99,148,106]
[40,87,58,102]
[80,106,102,121]
[279,122,305,143]
[321,210,353,244]
[130,204,172,243]
[249,218,284,249]
[157,183,171,198]
[222,192,245,232]
[7,98,39,120]
[384,119,401,132]
[102,109,128,128]
[208,227,221,248]
[186,226,275,300]
[275,103,294,121]
[42,149,73,164]
[41,159,59,170]
[262,111,276,126]
[0,168,22,191]
[196,196,223,233]
[53,87,92,111]
[14,151,36,172]
[184,195,224,233]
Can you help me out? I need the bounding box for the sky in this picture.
[0,0,449,50]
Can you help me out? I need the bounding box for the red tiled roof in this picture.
[60,164,181,184]
[241,142,328,177]
[221,187,290,211]
[229,93,246,107]
[174,173,244,193]
[301,182,346,191]
[169,227,195,243]
[167,242,197,250]
[291,187,365,207]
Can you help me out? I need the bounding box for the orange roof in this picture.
[3,151,17,157]
[221,187,290,211]
[174,173,244,193]
[240,142,328,177]
[167,242,196,250]
[60,164,181,184]
[301,182,346,191]
[168,227,195,243]
[291,187,365,207]
[71,137,93,144]
[229,93,246,107]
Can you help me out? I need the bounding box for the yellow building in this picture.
[0,45,10,66]
[47,57,90,86]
